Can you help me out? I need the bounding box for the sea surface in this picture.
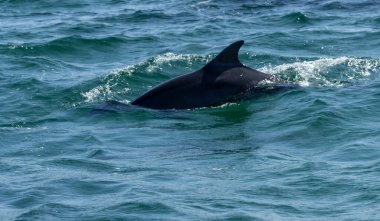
[1,0,380,220]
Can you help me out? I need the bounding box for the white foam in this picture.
[81,66,135,103]
[81,72,132,103]
[146,52,201,73]
[109,65,136,76]
[81,53,201,104]
[260,57,380,87]
[82,84,112,102]
[153,52,193,64]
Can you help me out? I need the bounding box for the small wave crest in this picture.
[260,57,380,87]
[81,53,209,103]
[4,35,128,57]
[279,12,311,25]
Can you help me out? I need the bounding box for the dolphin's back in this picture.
[131,71,205,109]
[131,40,294,110]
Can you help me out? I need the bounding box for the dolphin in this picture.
[131,40,295,110]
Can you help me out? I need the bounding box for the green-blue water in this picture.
[1,0,380,220]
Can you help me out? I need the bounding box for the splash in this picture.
[145,52,208,73]
[81,53,207,104]
[260,57,380,87]
[81,66,135,103]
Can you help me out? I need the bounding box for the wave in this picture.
[318,1,349,10]
[280,12,311,25]
[4,35,129,57]
[241,1,283,10]
[96,10,172,24]
[260,57,380,87]
[3,0,90,8]
[319,0,380,11]
[15,203,80,220]
[376,16,380,24]
[81,53,207,103]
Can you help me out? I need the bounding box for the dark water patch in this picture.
[284,172,354,198]
[183,24,224,38]
[90,100,135,115]
[25,12,57,17]
[345,0,380,11]
[250,32,305,55]
[340,160,380,176]
[0,117,64,131]
[8,131,106,159]
[104,201,178,217]
[316,0,380,12]
[15,203,80,221]
[115,166,160,174]
[241,1,280,10]
[280,12,312,25]
[143,172,180,183]
[1,34,161,65]
[86,148,111,160]
[130,10,172,21]
[63,22,111,37]
[4,35,128,58]
[0,11,57,20]
[10,191,45,209]
[96,10,171,24]
[0,78,60,124]
[0,56,92,84]
[200,146,259,159]
[198,104,253,126]
[50,178,126,196]
[319,1,349,10]
[4,0,91,10]
[305,109,347,132]
[1,77,47,93]
[329,138,380,163]
[46,158,115,173]
[191,1,221,11]
[375,16,380,24]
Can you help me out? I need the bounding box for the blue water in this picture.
[1,0,380,220]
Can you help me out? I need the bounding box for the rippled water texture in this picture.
[1,0,380,220]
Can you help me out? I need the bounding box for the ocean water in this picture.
[1,0,380,220]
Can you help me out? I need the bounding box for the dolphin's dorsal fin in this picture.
[204,40,244,74]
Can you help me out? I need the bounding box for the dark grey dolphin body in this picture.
[131,40,294,110]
